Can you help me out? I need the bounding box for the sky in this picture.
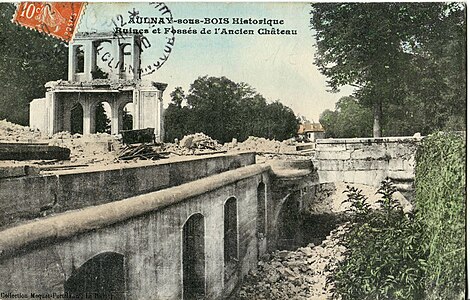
[78,2,355,122]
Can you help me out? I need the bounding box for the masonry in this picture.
[314,136,422,201]
[0,137,421,299]
[0,152,316,299]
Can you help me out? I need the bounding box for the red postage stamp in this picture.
[12,2,85,42]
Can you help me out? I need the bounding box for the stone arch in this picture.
[224,197,238,264]
[64,251,126,299]
[276,193,301,250]
[121,102,134,131]
[94,101,112,133]
[257,182,267,258]
[70,102,84,134]
[182,213,205,300]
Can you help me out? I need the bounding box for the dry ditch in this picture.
[237,224,349,300]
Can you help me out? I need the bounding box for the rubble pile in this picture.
[163,133,224,155]
[179,132,221,150]
[223,136,297,154]
[238,224,349,300]
[49,132,122,164]
[0,119,45,142]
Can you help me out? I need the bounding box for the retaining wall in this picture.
[0,152,255,230]
[313,137,422,199]
[0,163,271,299]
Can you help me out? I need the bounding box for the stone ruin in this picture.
[29,32,167,142]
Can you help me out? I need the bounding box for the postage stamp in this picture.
[12,2,85,42]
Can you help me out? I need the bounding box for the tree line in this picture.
[311,3,466,137]
[164,76,299,143]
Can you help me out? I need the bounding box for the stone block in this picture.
[403,159,416,170]
[317,160,344,171]
[315,150,351,160]
[388,159,404,171]
[344,170,387,187]
[317,170,343,183]
[350,148,387,160]
[370,160,388,170]
[388,171,414,181]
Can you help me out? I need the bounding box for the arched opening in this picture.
[182,213,205,300]
[122,103,134,131]
[224,197,238,282]
[257,182,267,258]
[70,102,83,134]
[64,252,125,299]
[95,101,111,134]
[278,194,300,250]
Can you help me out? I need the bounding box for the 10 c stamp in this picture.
[12,2,85,42]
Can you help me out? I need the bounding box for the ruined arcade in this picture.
[29,32,166,141]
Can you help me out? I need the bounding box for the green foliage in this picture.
[332,180,428,300]
[94,103,111,134]
[311,3,466,136]
[164,87,192,141]
[0,3,68,125]
[414,132,466,299]
[164,76,299,143]
[319,96,372,138]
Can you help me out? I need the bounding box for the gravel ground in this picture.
[237,224,349,300]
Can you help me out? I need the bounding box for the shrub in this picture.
[331,180,428,300]
[414,132,466,299]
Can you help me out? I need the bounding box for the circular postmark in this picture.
[77,2,176,78]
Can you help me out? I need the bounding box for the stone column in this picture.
[133,89,140,130]
[156,90,164,142]
[45,91,58,136]
[68,45,76,81]
[82,96,96,135]
[110,95,121,135]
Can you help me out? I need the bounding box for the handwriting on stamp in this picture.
[12,2,85,42]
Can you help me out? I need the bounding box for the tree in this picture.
[319,96,372,138]
[164,76,299,143]
[164,87,191,141]
[0,3,68,125]
[94,103,111,134]
[310,3,466,137]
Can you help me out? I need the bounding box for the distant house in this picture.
[298,121,325,142]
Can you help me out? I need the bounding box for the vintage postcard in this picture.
[0,2,466,300]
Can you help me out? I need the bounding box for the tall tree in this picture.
[310,3,466,137]
[0,3,68,125]
[164,87,191,141]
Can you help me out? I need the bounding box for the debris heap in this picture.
[238,224,348,300]
[223,136,297,154]
[49,131,121,164]
[0,119,45,142]
[163,133,224,155]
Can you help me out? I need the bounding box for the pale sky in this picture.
[78,2,355,122]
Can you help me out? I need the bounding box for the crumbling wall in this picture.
[313,137,422,200]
